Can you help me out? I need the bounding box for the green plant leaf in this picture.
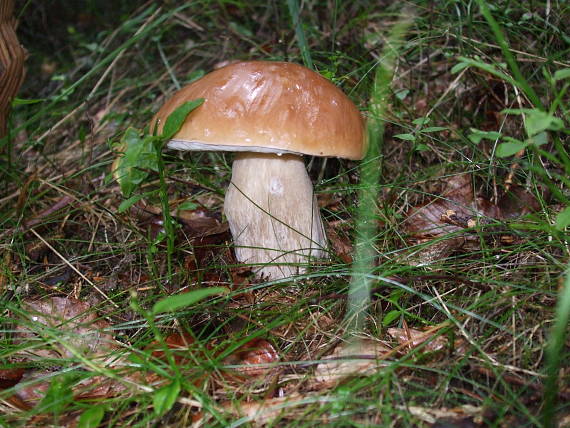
[502,108,564,136]
[496,140,528,157]
[78,405,105,428]
[12,97,45,106]
[186,69,205,83]
[453,57,514,86]
[229,21,253,38]
[161,99,204,141]
[450,61,470,74]
[287,0,313,69]
[153,380,181,416]
[152,287,229,314]
[394,133,416,141]
[553,68,570,82]
[177,200,199,211]
[524,110,564,136]
[412,117,430,126]
[382,310,401,326]
[118,192,156,213]
[555,206,570,230]
[115,128,159,197]
[395,89,409,100]
[422,126,447,133]
[468,129,502,144]
[388,289,404,304]
[501,108,535,115]
[531,131,549,147]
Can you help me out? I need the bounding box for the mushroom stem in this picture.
[224,152,327,279]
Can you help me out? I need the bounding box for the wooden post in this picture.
[0,0,26,139]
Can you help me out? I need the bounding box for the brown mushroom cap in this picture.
[152,61,367,160]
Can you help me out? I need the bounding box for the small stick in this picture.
[29,228,118,307]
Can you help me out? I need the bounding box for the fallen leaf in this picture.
[129,201,228,241]
[229,265,254,289]
[496,185,542,219]
[403,175,540,265]
[325,224,354,264]
[0,367,25,389]
[313,340,392,387]
[15,297,117,360]
[25,411,83,427]
[223,339,280,377]
[400,404,483,425]
[192,233,233,270]
[11,370,52,407]
[14,370,130,408]
[75,374,129,400]
[387,327,448,352]
[22,196,75,230]
[176,207,228,238]
[149,331,197,366]
[144,330,214,390]
[223,393,304,426]
[559,413,570,428]
[404,175,480,238]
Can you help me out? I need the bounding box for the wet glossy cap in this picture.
[152,61,367,160]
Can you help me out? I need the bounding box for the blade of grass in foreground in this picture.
[543,262,570,428]
[474,0,543,110]
[287,0,313,69]
[345,9,415,334]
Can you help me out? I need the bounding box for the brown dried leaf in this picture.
[223,393,303,426]
[496,185,541,219]
[403,175,540,265]
[177,207,228,238]
[192,233,233,269]
[15,297,117,360]
[314,340,392,387]
[148,331,198,366]
[401,404,483,425]
[12,370,129,409]
[129,201,228,240]
[73,374,128,400]
[229,265,254,289]
[404,236,466,266]
[22,195,74,230]
[145,331,214,389]
[12,370,51,407]
[406,176,541,238]
[325,225,353,264]
[387,327,448,352]
[223,339,280,377]
[404,175,479,238]
[0,367,24,389]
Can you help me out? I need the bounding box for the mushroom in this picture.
[152,61,366,279]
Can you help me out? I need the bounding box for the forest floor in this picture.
[1,1,569,427]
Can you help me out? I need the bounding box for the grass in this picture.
[1,0,569,426]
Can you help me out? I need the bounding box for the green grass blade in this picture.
[287,0,313,69]
[152,287,229,315]
[543,262,570,427]
[345,9,415,334]
[475,0,544,109]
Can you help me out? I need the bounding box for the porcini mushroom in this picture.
[152,61,366,279]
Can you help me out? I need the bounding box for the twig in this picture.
[22,195,74,229]
[448,33,570,68]
[29,228,118,307]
